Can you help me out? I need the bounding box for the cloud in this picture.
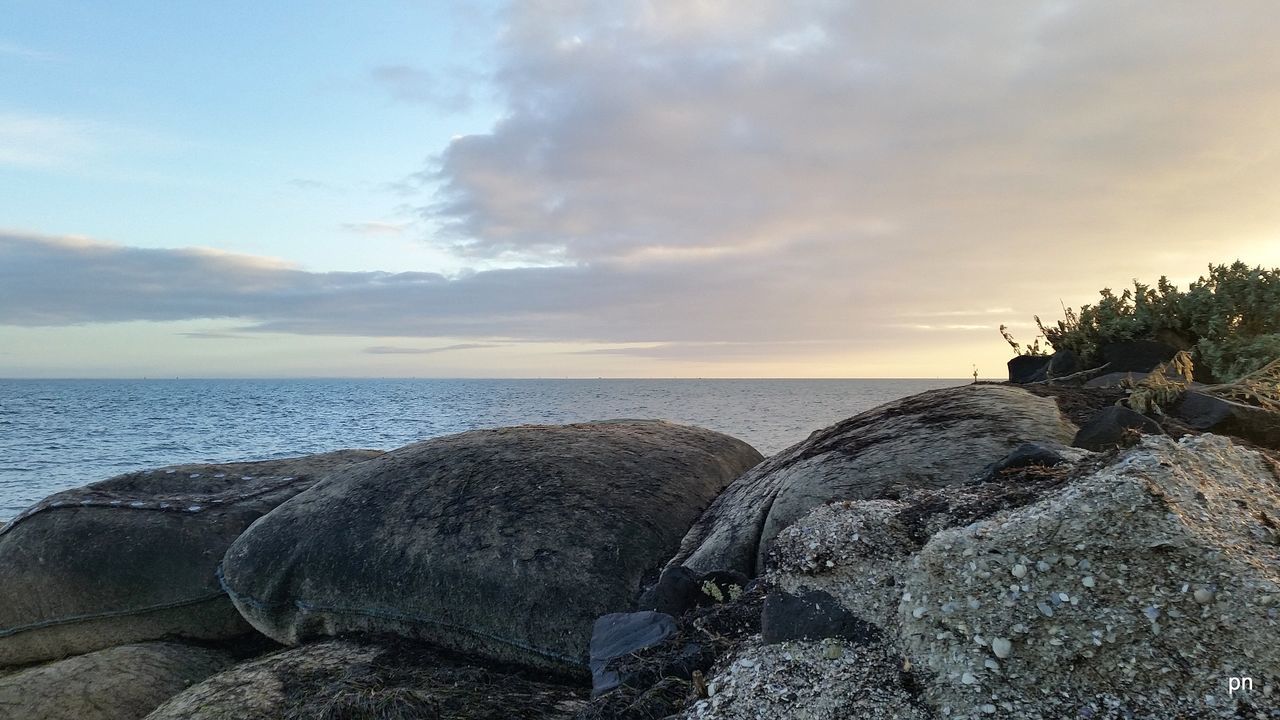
[369,64,473,111]
[422,0,1280,283]
[177,332,256,340]
[340,221,408,236]
[365,343,495,354]
[0,113,95,168]
[0,40,56,62]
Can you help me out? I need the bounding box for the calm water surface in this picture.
[0,378,963,519]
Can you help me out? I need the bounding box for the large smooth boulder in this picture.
[220,421,762,676]
[667,385,1078,576]
[0,450,382,667]
[1100,339,1178,373]
[146,639,587,720]
[1071,405,1165,450]
[0,642,231,720]
[1007,355,1052,383]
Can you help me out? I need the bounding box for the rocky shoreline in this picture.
[1,357,1278,719]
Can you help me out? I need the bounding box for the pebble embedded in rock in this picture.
[1081,576,1096,588]
[1193,588,1215,604]
[961,672,978,685]
[991,637,1012,659]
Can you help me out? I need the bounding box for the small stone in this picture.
[913,606,928,619]
[823,643,843,660]
[961,672,978,685]
[1082,576,1096,588]
[1037,560,1051,572]
[1012,564,1027,579]
[991,637,1012,659]
[981,704,997,714]
[1194,588,1215,604]
[1037,602,1054,617]
[737,658,756,668]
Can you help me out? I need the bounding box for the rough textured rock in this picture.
[1177,391,1280,449]
[0,450,382,667]
[1072,405,1165,450]
[710,435,1280,720]
[1007,355,1052,384]
[668,385,1077,576]
[590,611,678,696]
[220,421,762,676]
[0,642,231,720]
[145,638,587,720]
[1100,340,1178,373]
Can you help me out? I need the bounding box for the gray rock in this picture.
[761,589,878,645]
[0,450,383,667]
[590,611,678,697]
[1177,391,1280,449]
[0,642,231,720]
[219,421,762,676]
[145,639,587,720]
[1071,405,1164,451]
[667,385,1077,576]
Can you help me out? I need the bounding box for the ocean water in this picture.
[0,378,964,520]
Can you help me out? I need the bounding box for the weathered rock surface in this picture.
[667,385,1077,576]
[145,638,587,720]
[0,642,231,720]
[694,434,1280,720]
[220,421,762,676]
[0,450,382,667]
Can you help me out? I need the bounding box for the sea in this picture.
[0,378,965,521]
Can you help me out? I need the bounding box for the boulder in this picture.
[1007,355,1051,384]
[667,385,1078,576]
[219,421,762,676]
[760,589,878,645]
[1071,405,1164,450]
[1100,340,1178,373]
[1177,391,1280,449]
[689,434,1280,720]
[1044,349,1079,379]
[0,450,382,667]
[145,639,587,720]
[0,642,231,720]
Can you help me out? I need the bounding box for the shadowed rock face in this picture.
[220,421,763,676]
[146,639,588,720]
[668,384,1079,576]
[0,450,383,667]
[0,642,231,720]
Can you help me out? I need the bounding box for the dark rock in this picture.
[696,569,750,605]
[761,589,880,644]
[0,642,231,720]
[982,442,1070,478]
[1176,392,1280,448]
[667,385,1078,576]
[146,638,587,720]
[1008,355,1052,383]
[638,566,701,617]
[0,450,383,667]
[1072,406,1165,451]
[220,421,762,676]
[1100,340,1178,373]
[589,611,678,697]
[1045,349,1080,379]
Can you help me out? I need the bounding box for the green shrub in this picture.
[1018,262,1280,382]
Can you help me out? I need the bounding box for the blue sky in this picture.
[1,0,501,272]
[3,2,1279,378]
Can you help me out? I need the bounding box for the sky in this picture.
[2,1,1279,378]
